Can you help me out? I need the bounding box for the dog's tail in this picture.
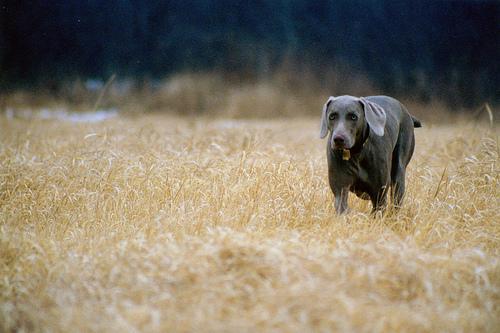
[412,116,422,128]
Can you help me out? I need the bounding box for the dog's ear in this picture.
[320,96,335,139]
[359,97,386,136]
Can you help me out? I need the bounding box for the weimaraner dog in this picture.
[320,95,421,214]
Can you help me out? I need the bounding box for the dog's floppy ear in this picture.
[320,96,335,139]
[359,97,386,136]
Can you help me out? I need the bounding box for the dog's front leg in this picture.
[334,187,349,214]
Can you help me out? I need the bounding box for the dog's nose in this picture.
[333,136,345,146]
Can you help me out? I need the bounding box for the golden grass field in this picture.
[1,112,499,332]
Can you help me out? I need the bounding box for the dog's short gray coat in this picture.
[320,95,421,214]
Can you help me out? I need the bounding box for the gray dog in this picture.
[320,95,421,214]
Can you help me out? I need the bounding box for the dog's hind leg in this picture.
[391,165,406,208]
[390,119,415,208]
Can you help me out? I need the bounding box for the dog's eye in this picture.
[349,114,358,121]
[329,113,336,121]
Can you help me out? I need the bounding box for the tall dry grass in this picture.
[1,67,377,118]
[0,113,499,332]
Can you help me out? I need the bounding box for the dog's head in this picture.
[319,95,386,150]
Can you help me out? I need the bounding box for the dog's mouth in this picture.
[331,144,351,160]
[330,145,351,160]
[331,139,353,151]
[331,142,350,150]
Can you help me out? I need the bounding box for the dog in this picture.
[320,95,421,214]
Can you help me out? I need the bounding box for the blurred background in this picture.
[0,0,498,116]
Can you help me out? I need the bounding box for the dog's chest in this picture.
[332,155,378,184]
[345,161,374,200]
[333,156,367,179]
[328,148,387,187]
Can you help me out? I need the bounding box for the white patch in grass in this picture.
[5,107,119,123]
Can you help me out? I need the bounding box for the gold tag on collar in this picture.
[342,149,351,160]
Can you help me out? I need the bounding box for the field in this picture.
[1,112,499,332]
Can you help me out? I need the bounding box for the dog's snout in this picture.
[331,132,350,149]
[333,136,345,145]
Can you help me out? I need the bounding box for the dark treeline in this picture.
[1,0,498,107]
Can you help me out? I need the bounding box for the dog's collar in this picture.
[341,149,351,160]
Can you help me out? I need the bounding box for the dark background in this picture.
[1,0,498,108]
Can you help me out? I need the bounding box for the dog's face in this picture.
[319,95,387,150]
[325,96,366,150]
